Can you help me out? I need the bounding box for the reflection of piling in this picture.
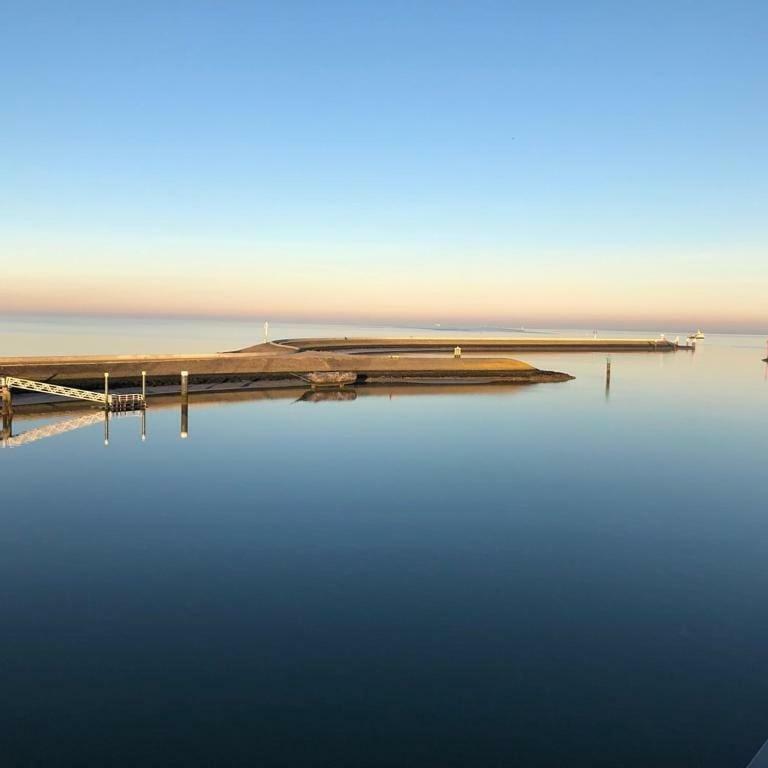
[180,371,189,439]
[141,409,147,442]
[605,357,612,394]
[180,403,189,439]
[103,411,110,446]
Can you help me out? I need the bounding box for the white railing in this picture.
[0,376,145,410]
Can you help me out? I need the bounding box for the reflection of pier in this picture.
[2,410,142,448]
[2,380,536,449]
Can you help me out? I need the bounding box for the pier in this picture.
[0,376,146,412]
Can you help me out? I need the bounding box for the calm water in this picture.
[2,318,767,766]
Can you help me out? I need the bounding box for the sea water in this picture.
[1,316,767,766]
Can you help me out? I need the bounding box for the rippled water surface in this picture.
[2,318,767,767]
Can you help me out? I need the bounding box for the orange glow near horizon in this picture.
[2,238,766,331]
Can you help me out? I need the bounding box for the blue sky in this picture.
[2,1,766,328]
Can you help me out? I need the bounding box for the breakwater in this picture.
[257,337,679,354]
[0,346,573,406]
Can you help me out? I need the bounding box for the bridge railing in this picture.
[1,376,145,411]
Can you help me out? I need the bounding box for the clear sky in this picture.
[2,1,766,330]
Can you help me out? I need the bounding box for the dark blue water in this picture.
[2,333,767,766]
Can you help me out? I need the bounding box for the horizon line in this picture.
[1,309,766,336]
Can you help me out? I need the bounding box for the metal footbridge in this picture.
[0,376,145,411]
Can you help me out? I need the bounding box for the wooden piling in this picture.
[1,385,11,442]
[1,383,11,418]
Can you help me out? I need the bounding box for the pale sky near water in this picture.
[1,1,766,331]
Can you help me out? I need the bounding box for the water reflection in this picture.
[296,389,358,403]
[3,340,768,767]
[2,383,532,449]
[1,409,145,448]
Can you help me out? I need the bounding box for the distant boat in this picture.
[687,329,705,340]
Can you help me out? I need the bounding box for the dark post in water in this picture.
[1,382,12,441]
[605,357,612,393]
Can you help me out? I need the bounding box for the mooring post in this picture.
[454,346,461,358]
[1,382,11,419]
[180,371,189,439]
[104,372,110,411]
[1,383,11,443]
[606,356,612,391]
[141,370,147,402]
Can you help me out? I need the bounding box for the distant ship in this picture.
[687,329,705,340]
